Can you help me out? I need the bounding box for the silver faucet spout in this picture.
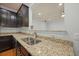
[33,32,37,38]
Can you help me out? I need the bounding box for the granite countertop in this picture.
[0,32,75,56]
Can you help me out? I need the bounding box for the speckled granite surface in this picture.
[0,33,75,56]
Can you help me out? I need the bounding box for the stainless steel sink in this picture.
[22,37,41,45]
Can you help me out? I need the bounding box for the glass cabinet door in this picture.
[0,8,17,27]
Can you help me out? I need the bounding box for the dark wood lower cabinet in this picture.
[0,42,32,56]
[0,35,31,56]
[0,35,17,56]
[16,42,31,56]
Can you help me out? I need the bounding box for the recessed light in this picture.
[58,3,63,6]
[61,14,65,17]
[38,13,42,16]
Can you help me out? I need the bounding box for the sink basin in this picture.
[22,37,41,45]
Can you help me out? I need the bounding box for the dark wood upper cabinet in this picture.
[0,8,17,27]
[17,4,29,27]
[0,4,29,27]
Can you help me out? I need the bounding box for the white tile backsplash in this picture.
[0,27,21,33]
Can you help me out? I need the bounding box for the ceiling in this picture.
[0,3,22,12]
[32,3,64,21]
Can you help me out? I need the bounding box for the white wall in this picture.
[32,19,70,40]
[32,19,65,31]
[64,3,79,56]
[46,20,66,31]
[32,19,46,30]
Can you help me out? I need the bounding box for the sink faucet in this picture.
[33,32,38,38]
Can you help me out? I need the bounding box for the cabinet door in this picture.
[20,46,31,56]
[17,4,29,27]
[0,8,17,27]
[9,13,17,27]
[16,15,22,27]
[0,13,7,27]
[0,9,9,27]
[16,42,31,56]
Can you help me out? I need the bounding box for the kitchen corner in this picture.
[0,3,77,56]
